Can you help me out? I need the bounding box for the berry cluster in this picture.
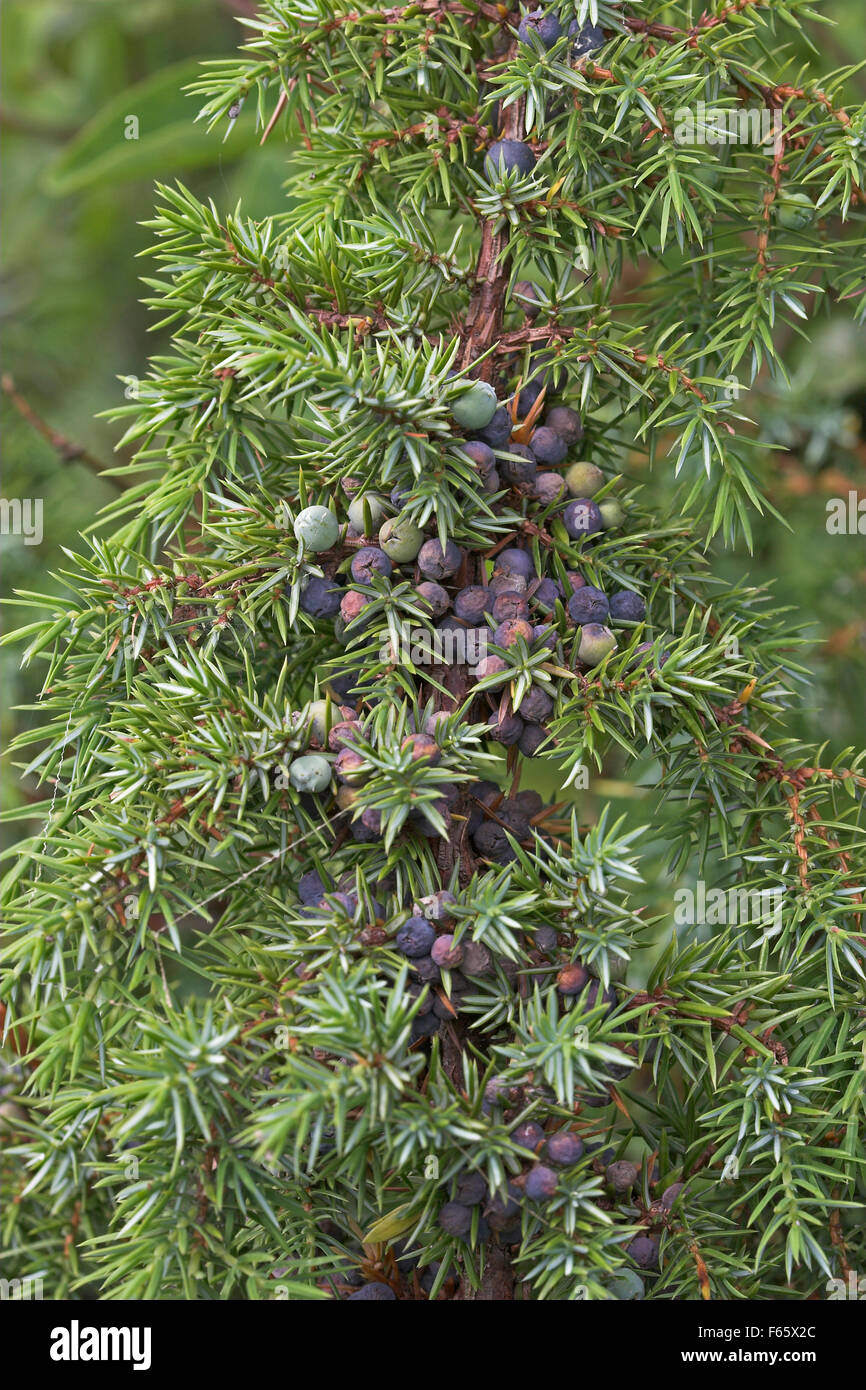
[287,342,654,798]
[278,31,669,1296]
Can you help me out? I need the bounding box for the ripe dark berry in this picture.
[532,472,566,506]
[498,1222,522,1245]
[454,586,493,623]
[460,438,497,475]
[411,1012,441,1040]
[567,585,609,624]
[485,139,537,180]
[545,1132,584,1167]
[415,888,457,921]
[517,378,545,418]
[519,724,547,757]
[422,712,449,743]
[485,1182,522,1228]
[474,654,509,682]
[494,617,534,648]
[501,804,532,838]
[626,1235,659,1271]
[315,892,356,920]
[418,538,463,582]
[475,405,512,447]
[608,589,646,623]
[580,980,617,1014]
[438,1201,473,1238]
[409,802,450,837]
[533,923,557,951]
[661,1182,684,1210]
[408,982,434,1016]
[570,20,605,59]
[499,443,537,488]
[513,1121,545,1153]
[299,575,343,618]
[340,589,371,624]
[533,623,556,649]
[519,684,554,723]
[298,869,327,904]
[466,779,502,831]
[328,719,361,751]
[431,934,464,969]
[531,577,562,611]
[327,667,361,702]
[487,710,525,746]
[489,572,527,598]
[606,1160,639,1194]
[351,546,393,584]
[335,746,366,784]
[513,279,541,317]
[525,1165,558,1201]
[545,405,583,446]
[412,955,441,982]
[419,1262,446,1294]
[395,917,437,958]
[530,426,568,466]
[563,497,604,538]
[401,732,441,765]
[557,962,589,996]
[455,1170,488,1206]
[347,1281,397,1300]
[491,591,529,623]
[473,818,519,862]
[461,940,493,976]
[415,580,450,617]
[495,548,535,581]
[518,8,563,48]
[432,993,458,1021]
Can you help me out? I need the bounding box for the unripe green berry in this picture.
[288,754,332,793]
[451,380,498,430]
[606,1268,645,1301]
[379,516,425,563]
[347,493,387,534]
[564,461,604,498]
[294,505,339,552]
[305,699,330,744]
[776,191,815,230]
[577,623,617,667]
[598,498,626,530]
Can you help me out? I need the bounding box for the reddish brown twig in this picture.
[1,373,117,483]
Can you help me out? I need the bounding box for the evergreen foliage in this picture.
[2,1,866,1301]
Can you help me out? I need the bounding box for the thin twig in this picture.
[1,374,119,486]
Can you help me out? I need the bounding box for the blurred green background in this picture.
[2,0,865,915]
